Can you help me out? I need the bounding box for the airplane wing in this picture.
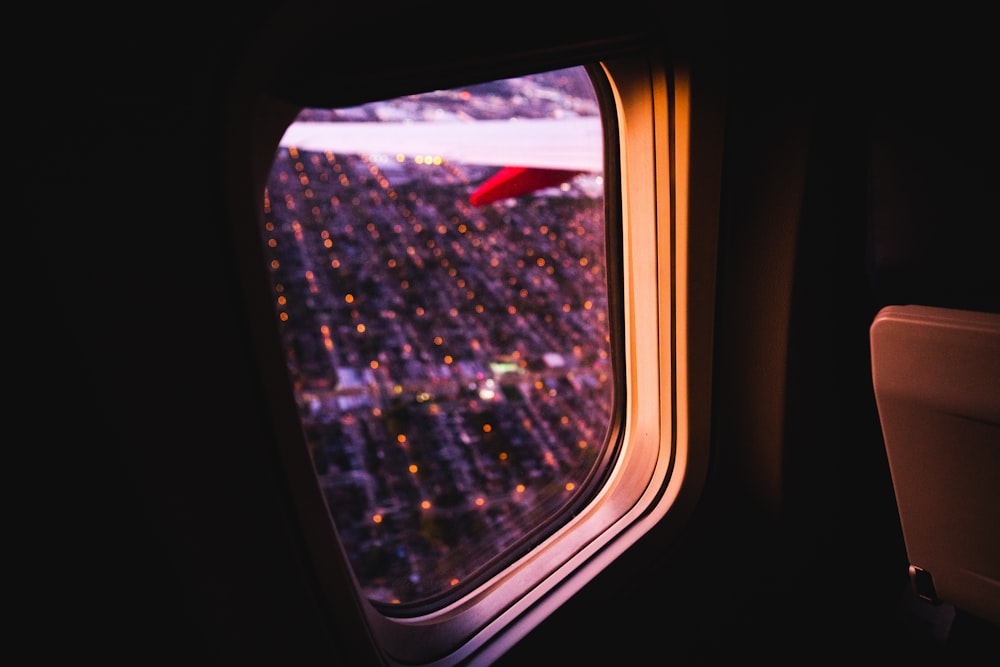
[278,117,602,205]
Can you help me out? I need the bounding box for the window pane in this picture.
[260,66,614,608]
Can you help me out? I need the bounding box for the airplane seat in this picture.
[869,304,1000,632]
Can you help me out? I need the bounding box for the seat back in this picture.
[870,304,1000,626]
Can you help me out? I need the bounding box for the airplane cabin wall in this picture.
[20,9,356,665]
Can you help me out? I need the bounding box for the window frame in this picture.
[226,47,710,667]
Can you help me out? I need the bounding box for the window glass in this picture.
[261,66,614,608]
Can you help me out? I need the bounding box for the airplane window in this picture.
[259,66,617,611]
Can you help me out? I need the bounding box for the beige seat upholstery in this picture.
[870,304,1000,626]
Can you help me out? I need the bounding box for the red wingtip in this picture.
[470,166,584,206]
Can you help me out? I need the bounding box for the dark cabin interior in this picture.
[19,3,997,664]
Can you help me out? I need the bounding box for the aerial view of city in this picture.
[259,67,616,609]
